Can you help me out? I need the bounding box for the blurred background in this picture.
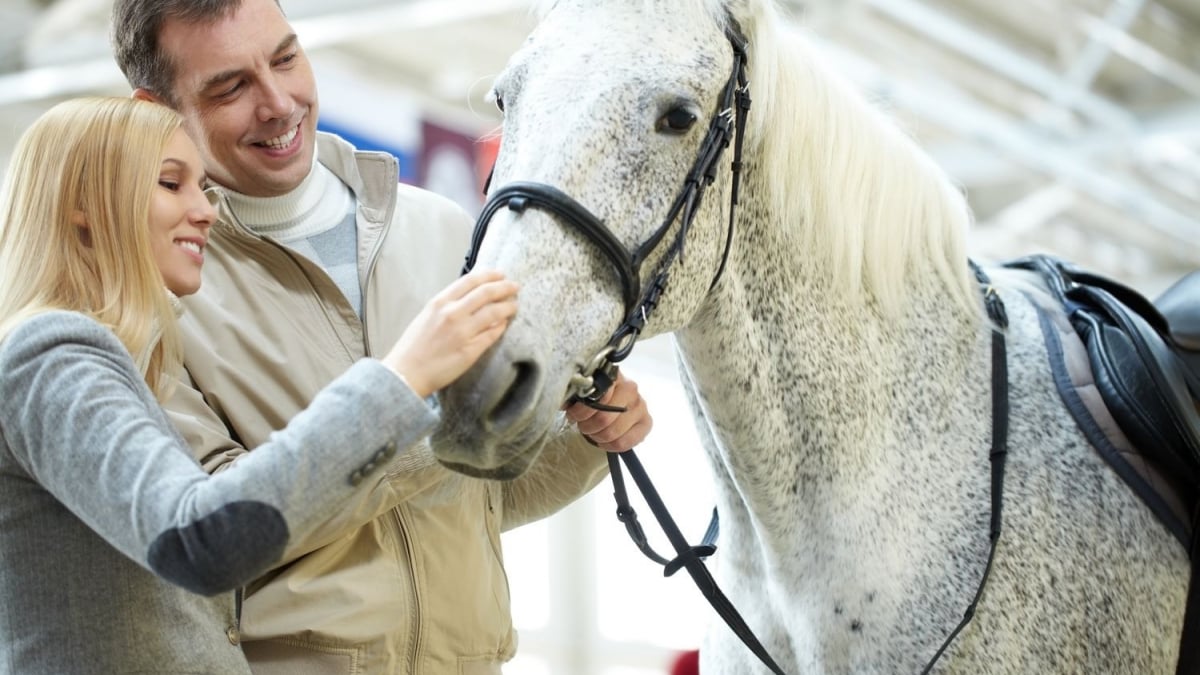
[0,0,1197,673]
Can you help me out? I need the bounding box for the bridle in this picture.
[462,22,751,408]
[460,22,789,673]
[460,17,1012,675]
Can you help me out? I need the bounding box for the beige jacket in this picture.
[165,133,609,675]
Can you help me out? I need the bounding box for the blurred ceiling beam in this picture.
[1054,0,1147,108]
[816,36,1200,255]
[0,0,526,106]
[862,0,1139,131]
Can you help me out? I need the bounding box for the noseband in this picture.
[462,22,751,405]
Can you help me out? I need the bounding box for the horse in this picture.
[430,0,1190,671]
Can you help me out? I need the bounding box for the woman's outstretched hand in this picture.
[383,269,519,398]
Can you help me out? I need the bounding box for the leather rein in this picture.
[462,19,1012,674]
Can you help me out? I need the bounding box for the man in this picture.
[110,1,652,673]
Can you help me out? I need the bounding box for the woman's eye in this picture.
[158,180,179,191]
[657,108,698,133]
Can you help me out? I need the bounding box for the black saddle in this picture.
[1004,254,1200,674]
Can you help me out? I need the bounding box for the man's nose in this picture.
[256,75,295,122]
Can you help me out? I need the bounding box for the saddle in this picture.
[1003,254,1200,674]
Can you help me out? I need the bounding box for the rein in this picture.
[606,265,1010,675]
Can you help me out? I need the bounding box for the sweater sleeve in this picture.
[0,311,437,596]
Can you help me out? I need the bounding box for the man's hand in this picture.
[564,372,652,452]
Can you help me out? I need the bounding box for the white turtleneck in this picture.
[223,148,363,315]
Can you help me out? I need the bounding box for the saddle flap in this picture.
[1074,291,1200,485]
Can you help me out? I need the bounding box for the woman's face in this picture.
[149,129,214,296]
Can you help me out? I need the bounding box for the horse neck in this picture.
[674,168,988,504]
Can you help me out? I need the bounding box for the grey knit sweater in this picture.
[0,311,438,674]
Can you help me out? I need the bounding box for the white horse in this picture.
[431,0,1189,671]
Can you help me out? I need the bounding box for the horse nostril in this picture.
[485,360,541,433]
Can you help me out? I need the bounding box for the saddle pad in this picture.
[1033,299,1193,545]
[1008,254,1200,549]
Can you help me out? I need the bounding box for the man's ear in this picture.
[132,88,163,104]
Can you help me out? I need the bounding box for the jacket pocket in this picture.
[243,637,361,675]
[459,655,504,675]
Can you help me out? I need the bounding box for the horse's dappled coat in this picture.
[432,0,1189,672]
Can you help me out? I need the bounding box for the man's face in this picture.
[158,0,318,197]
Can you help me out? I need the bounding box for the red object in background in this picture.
[475,134,500,193]
[669,649,700,675]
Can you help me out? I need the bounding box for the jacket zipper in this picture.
[485,485,514,649]
[358,197,392,356]
[394,509,423,674]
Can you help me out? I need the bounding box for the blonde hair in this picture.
[0,96,185,397]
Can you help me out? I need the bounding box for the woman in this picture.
[0,97,518,674]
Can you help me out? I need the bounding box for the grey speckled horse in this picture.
[431,0,1189,671]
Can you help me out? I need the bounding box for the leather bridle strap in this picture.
[611,261,1010,675]
[607,452,719,573]
[466,182,641,314]
[710,38,751,293]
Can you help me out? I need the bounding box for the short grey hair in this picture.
[110,0,281,106]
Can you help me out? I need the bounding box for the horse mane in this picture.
[531,0,981,317]
[726,0,980,316]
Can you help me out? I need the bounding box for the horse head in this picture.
[433,0,759,479]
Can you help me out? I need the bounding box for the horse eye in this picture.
[657,107,698,134]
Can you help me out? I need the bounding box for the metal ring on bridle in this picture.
[567,346,617,400]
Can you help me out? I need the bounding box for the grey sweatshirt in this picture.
[0,310,438,674]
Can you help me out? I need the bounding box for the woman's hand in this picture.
[383,270,518,398]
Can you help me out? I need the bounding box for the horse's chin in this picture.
[431,425,551,481]
[437,454,536,481]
